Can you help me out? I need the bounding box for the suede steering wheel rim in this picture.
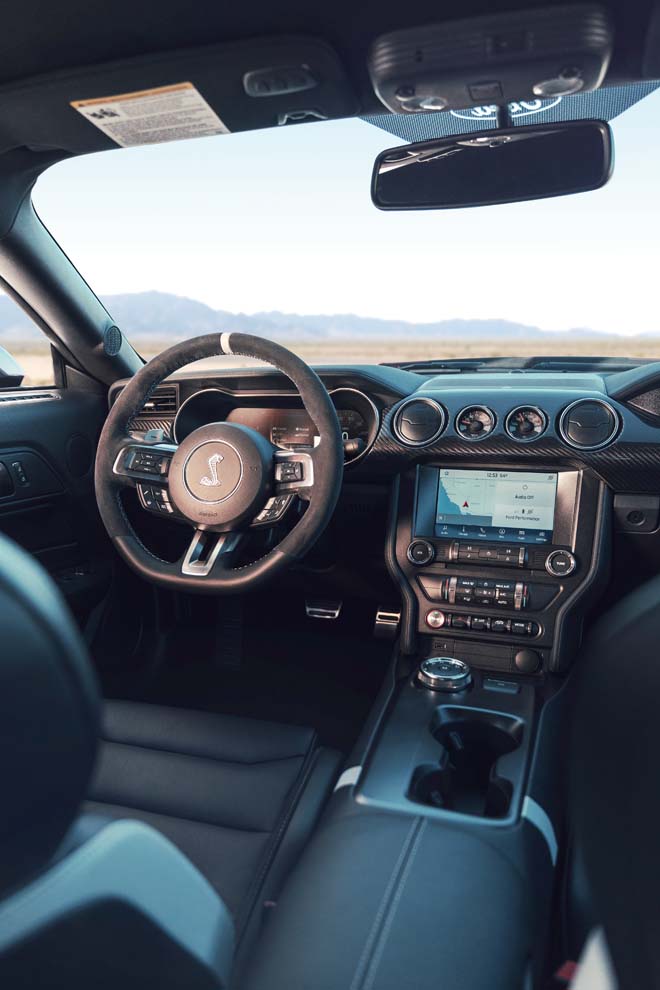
[95,332,344,592]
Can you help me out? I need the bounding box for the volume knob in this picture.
[407,540,435,566]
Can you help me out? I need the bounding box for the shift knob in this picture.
[417,656,472,692]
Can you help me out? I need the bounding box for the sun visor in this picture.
[0,36,357,157]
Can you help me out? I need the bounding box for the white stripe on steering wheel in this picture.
[220,332,233,354]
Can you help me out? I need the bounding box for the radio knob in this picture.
[545,549,576,577]
[407,540,435,566]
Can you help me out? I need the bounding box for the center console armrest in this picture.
[240,808,548,990]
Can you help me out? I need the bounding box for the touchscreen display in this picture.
[435,469,557,544]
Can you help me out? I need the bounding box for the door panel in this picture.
[0,388,111,615]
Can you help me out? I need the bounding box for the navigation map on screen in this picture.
[435,469,557,543]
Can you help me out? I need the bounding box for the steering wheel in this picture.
[95,333,344,592]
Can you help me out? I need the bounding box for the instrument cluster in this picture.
[173,386,380,464]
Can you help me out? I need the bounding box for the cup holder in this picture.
[409,707,524,819]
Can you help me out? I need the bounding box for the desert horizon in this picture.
[9,335,660,387]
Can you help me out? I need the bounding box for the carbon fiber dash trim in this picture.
[368,405,660,492]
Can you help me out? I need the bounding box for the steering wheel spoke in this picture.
[180,528,244,578]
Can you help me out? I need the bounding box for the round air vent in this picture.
[559,399,620,450]
[393,398,446,446]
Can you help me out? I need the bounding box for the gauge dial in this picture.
[505,406,548,442]
[331,388,379,464]
[455,405,496,441]
[338,408,368,443]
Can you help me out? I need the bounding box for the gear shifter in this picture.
[417,656,472,692]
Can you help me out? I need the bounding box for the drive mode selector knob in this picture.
[418,656,472,692]
[545,549,577,577]
[407,540,435,566]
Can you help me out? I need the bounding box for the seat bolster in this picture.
[0,820,234,989]
[102,700,316,763]
[232,747,342,979]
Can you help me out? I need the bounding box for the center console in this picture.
[242,464,608,990]
[392,463,609,673]
[243,638,565,990]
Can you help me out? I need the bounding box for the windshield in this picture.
[27,82,660,373]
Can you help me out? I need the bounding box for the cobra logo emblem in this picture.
[200,452,224,488]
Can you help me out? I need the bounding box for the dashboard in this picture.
[112,363,660,489]
[109,357,660,676]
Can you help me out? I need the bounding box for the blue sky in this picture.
[33,86,660,335]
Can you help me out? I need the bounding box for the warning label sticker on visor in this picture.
[71,82,230,147]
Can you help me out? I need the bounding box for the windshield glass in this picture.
[29,82,660,372]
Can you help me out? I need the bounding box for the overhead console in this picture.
[368,4,613,115]
[392,462,609,674]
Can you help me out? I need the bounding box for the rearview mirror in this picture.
[371,120,613,210]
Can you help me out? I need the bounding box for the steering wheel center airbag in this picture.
[169,421,274,529]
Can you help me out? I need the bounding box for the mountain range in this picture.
[0,290,650,341]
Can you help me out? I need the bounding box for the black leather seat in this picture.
[0,530,340,988]
[567,574,660,989]
[87,700,341,927]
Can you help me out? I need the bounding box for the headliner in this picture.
[0,0,657,162]
[0,0,654,90]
